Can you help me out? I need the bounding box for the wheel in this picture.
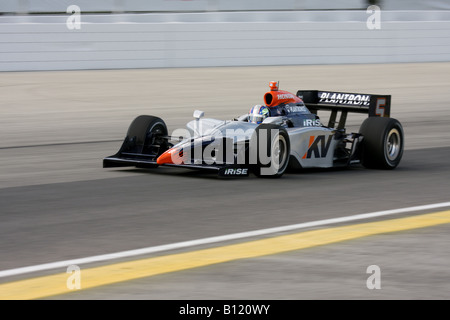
[249,124,290,178]
[142,117,170,158]
[359,117,404,169]
[119,115,169,167]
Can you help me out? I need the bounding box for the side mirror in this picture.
[193,110,204,137]
[193,110,205,119]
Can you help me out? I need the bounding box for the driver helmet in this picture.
[248,105,269,124]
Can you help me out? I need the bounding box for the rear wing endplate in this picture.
[296,90,391,129]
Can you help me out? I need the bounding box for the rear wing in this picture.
[296,90,391,129]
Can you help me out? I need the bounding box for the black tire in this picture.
[249,124,291,178]
[359,117,404,169]
[120,115,169,166]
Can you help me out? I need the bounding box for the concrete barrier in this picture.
[0,0,368,14]
[1,11,449,71]
[2,0,450,14]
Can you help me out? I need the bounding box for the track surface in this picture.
[0,63,449,299]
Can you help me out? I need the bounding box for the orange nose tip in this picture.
[156,150,174,165]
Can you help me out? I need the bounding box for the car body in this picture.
[104,82,404,177]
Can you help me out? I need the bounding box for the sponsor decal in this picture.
[302,135,333,159]
[220,168,249,176]
[319,92,370,106]
[303,119,321,127]
[285,106,308,113]
[277,93,296,100]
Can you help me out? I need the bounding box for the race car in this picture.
[103,81,404,178]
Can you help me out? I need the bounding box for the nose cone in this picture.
[156,150,174,165]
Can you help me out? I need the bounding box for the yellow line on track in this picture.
[2,210,450,300]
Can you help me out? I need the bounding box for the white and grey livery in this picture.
[104,84,404,178]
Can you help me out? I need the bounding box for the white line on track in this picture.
[1,201,450,278]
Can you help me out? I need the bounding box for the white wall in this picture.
[2,0,450,14]
[3,0,450,14]
[1,11,449,71]
[0,0,368,14]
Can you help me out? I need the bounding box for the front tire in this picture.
[359,117,404,169]
[120,115,169,167]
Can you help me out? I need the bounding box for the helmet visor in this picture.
[249,113,265,124]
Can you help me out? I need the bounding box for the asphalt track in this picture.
[0,63,449,300]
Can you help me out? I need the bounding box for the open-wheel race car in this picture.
[103,81,404,178]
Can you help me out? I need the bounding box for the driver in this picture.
[248,105,270,124]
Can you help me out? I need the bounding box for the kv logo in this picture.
[302,135,333,159]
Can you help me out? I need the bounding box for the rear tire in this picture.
[249,124,290,178]
[359,117,404,169]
